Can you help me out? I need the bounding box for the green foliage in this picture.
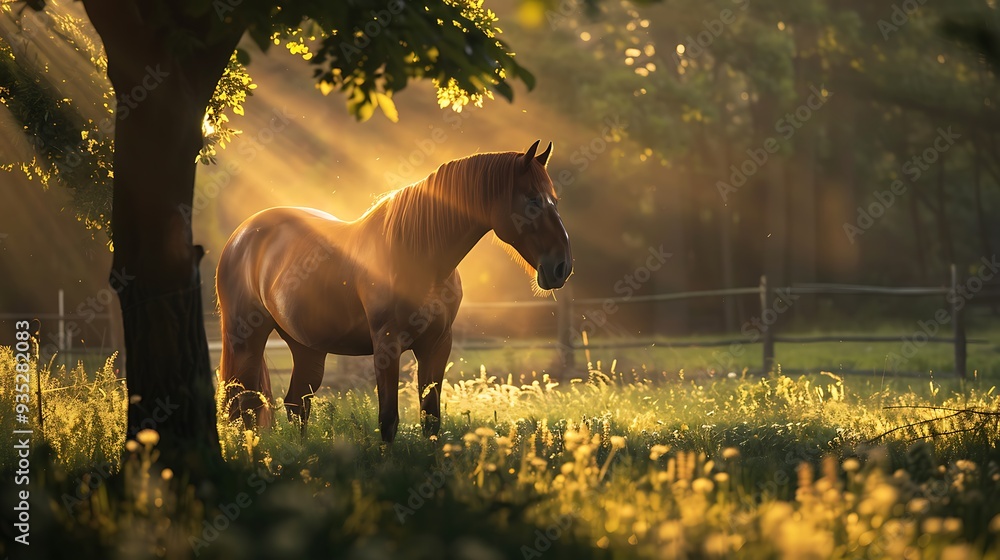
[237,0,534,121]
[3,348,1000,558]
[0,25,113,232]
[2,0,533,232]
[0,348,126,474]
[507,0,1000,285]
[199,52,258,165]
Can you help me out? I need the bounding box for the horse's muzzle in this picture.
[537,257,572,290]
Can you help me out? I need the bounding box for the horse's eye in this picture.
[527,196,543,208]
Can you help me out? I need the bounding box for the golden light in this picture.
[580,31,591,41]
[676,44,685,55]
[515,0,545,28]
[202,114,215,136]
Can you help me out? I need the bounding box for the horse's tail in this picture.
[216,268,274,425]
[216,276,237,420]
[259,355,272,410]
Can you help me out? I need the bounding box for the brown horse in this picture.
[215,140,572,442]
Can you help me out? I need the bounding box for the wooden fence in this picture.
[457,264,994,378]
[0,289,118,367]
[5,264,996,378]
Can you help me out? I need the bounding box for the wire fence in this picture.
[5,264,998,380]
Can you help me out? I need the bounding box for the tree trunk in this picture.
[814,92,860,285]
[934,151,955,279]
[788,127,817,318]
[83,0,243,470]
[908,188,928,284]
[719,180,737,332]
[972,147,995,261]
[654,169,688,335]
[789,28,819,319]
[764,156,788,288]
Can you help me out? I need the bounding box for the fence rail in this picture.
[5,263,996,378]
[457,264,989,378]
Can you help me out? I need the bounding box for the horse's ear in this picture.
[519,140,541,173]
[536,142,553,168]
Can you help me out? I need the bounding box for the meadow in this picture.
[1,345,1000,559]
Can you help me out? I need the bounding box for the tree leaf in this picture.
[374,92,399,123]
[355,97,376,122]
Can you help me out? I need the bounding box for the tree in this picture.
[507,0,999,334]
[3,0,533,471]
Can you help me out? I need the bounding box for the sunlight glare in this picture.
[202,114,216,136]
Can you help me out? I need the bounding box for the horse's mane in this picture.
[372,151,554,261]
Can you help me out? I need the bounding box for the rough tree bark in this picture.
[82,0,245,470]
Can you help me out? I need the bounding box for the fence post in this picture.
[557,284,575,375]
[57,288,65,352]
[759,275,775,374]
[57,289,67,368]
[951,264,967,379]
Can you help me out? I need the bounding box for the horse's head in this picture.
[492,140,573,291]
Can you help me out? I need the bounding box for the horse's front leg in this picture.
[372,327,405,443]
[413,329,452,437]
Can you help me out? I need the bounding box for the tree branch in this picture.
[868,405,1000,443]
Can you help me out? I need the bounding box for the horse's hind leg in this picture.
[278,330,326,427]
[219,304,276,428]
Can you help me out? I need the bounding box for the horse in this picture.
[215,140,572,442]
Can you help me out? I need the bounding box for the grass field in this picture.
[2,344,1000,559]
[252,323,1000,395]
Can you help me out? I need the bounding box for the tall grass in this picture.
[1,349,999,558]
